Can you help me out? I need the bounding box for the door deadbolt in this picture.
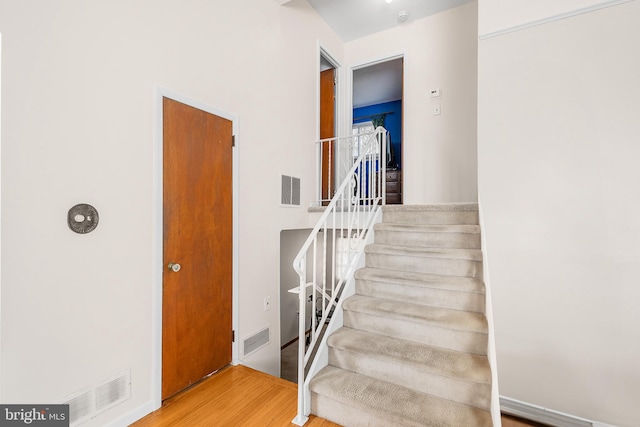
[168,263,181,272]
[68,203,99,234]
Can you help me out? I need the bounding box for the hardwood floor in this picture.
[131,365,547,426]
[131,365,338,427]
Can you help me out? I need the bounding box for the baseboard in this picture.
[103,400,156,427]
[500,396,594,427]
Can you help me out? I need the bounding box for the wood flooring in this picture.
[131,365,546,426]
[131,365,338,427]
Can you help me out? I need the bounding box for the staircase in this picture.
[309,204,493,426]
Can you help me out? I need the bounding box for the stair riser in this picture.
[344,310,488,355]
[375,230,481,249]
[356,280,486,313]
[312,393,425,427]
[329,348,492,410]
[382,211,479,225]
[365,253,483,278]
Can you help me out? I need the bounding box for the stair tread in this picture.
[329,327,491,384]
[355,267,485,293]
[310,366,492,427]
[366,244,483,261]
[343,295,488,333]
[382,203,479,213]
[374,223,480,234]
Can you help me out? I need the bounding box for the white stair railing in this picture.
[292,127,387,425]
[316,128,384,206]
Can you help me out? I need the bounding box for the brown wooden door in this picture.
[320,68,335,203]
[162,97,233,400]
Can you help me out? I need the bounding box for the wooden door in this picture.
[320,68,335,203]
[162,97,233,400]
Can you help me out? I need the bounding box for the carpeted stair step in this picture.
[310,365,493,427]
[382,203,479,226]
[365,244,483,278]
[374,223,481,249]
[355,267,486,313]
[328,327,492,410]
[343,295,488,355]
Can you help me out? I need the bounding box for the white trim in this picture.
[317,43,341,142]
[348,51,406,196]
[103,401,155,427]
[348,50,406,125]
[500,396,595,427]
[477,200,501,426]
[317,42,343,204]
[479,0,634,40]
[151,86,240,412]
[350,51,406,72]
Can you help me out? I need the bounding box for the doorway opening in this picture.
[352,56,404,204]
[319,51,338,205]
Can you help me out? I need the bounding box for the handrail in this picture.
[315,132,383,205]
[292,127,387,425]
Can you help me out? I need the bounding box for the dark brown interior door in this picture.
[162,97,233,400]
[320,68,335,203]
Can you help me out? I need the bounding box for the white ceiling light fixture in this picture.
[385,0,393,3]
[397,10,410,23]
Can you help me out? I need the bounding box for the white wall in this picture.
[478,1,640,426]
[345,2,479,204]
[280,229,311,347]
[0,0,341,425]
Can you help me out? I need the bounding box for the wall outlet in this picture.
[264,296,271,311]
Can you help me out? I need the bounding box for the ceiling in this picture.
[352,58,403,109]
[306,0,474,42]
[308,0,474,110]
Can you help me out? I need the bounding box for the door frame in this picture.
[151,87,239,409]
[349,51,406,201]
[316,43,344,204]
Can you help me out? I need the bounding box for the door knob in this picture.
[168,262,181,272]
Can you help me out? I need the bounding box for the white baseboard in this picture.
[500,396,595,427]
[103,400,156,427]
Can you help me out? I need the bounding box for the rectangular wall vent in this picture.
[67,389,93,426]
[95,371,131,412]
[281,175,301,206]
[63,370,131,426]
[243,326,271,357]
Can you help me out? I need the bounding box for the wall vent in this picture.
[95,371,131,412]
[67,388,93,426]
[281,175,301,206]
[243,325,271,357]
[63,370,131,426]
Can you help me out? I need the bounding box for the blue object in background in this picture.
[353,100,402,170]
